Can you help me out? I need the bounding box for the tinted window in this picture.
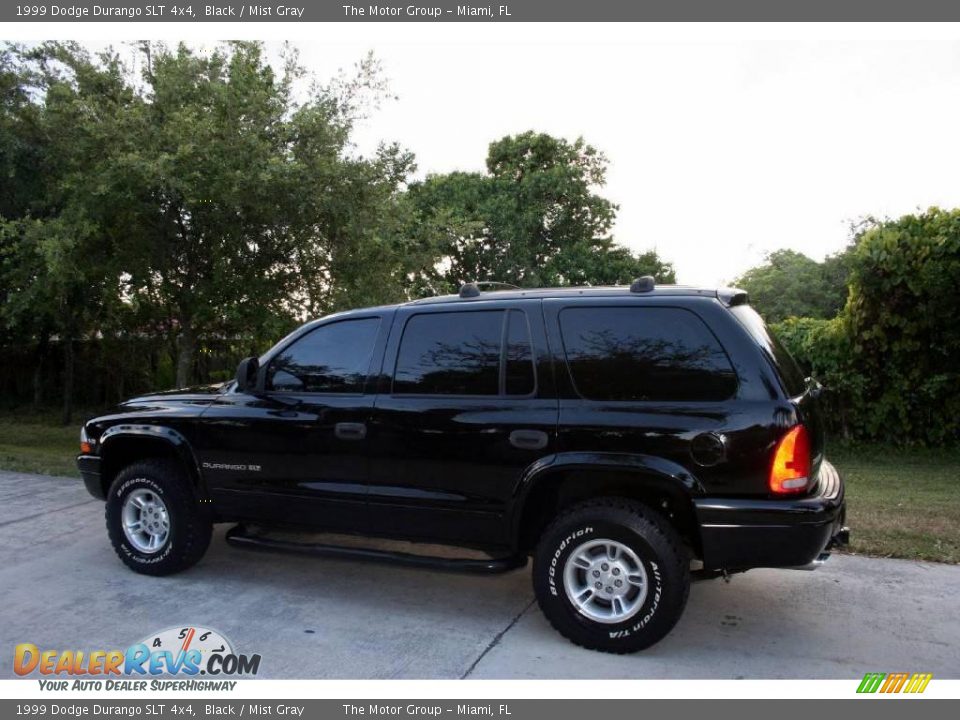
[394,311,503,395]
[505,310,536,396]
[559,307,737,401]
[730,305,806,396]
[267,318,380,393]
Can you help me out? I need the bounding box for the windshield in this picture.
[730,305,807,397]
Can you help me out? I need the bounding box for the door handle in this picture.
[509,429,548,450]
[334,422,367,441]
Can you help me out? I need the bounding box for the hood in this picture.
[127,382,228,401]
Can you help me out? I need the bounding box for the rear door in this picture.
[365,300,557,548]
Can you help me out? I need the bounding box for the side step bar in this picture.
[224,525,527,574]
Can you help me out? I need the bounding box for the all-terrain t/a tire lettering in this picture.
[105,459,212,577]
[533,498,691,653]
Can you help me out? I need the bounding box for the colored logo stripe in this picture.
[857,672,932,694]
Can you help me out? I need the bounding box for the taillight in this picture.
[769,424,811,494]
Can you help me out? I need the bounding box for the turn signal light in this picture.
[769,424,810,494]
[80,441,93,454]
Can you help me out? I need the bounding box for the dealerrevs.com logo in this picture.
[14,626,261,691]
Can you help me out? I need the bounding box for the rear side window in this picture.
[559,306,737,402]
[393,310,536,396]
[267,317,381,393]
[730,305,807,397]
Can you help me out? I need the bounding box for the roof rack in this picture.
[458,281,521,298]
[629,276,655,293]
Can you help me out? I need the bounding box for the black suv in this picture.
[77,279,847,653]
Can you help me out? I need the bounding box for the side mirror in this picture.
[235,357,260,392]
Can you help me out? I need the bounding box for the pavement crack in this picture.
[0,499,98,529]
[460,597,535,679]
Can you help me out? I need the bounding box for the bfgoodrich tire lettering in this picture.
[105,459,212,576]
[533,498,690,653]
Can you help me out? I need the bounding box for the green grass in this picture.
[0,411,956,563]
[0,411,83,479]
[830,444,960,564]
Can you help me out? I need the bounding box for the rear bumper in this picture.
[693,460,848,570]
[76,454,105,499]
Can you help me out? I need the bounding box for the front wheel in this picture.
[532,498,690,653]
[105,459,212,576]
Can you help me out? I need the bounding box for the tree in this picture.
[2,41,416,403]
[104,42,414,387]
[734,248,850,324]
[402,132,673,294]
[0,42,133,422]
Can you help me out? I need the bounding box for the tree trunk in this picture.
[33,329,50,407]
[61,336,74,426]
[175,321,196,389]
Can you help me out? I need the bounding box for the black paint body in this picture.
[77,286,846,570]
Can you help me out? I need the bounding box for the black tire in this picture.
[532,498,690,653]
[105,459,212,576]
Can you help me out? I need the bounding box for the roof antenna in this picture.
[629,276,655,293]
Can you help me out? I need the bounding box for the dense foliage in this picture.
[402,132,674,295]
[735,248,851,323]
[0,42,671,420]
[771,209,960,445]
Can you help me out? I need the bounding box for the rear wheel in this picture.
[532,498,690,653]
[105,459,212,576]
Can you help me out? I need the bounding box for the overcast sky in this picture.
[287,34,960,286]
[29,23,960,286]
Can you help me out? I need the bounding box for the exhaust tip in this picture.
[790,552,830,571]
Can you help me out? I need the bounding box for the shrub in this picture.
[772,208,960,445]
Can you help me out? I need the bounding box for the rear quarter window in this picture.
[729,305,807,397]
[558,306,738,402]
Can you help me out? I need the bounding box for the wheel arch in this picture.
[511,453,704,557]
[98,425,205,499]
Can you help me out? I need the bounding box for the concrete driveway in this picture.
[1,470,957,679]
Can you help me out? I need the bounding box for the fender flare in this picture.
[508,451,705,545]
[99,424,206,498]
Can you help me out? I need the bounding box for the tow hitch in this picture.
[828,526,851,549]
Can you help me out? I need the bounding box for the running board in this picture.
[224,525,527,574]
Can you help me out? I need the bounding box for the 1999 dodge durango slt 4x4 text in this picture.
[77,278,848,653]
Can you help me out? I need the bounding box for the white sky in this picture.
[19,23,960,286]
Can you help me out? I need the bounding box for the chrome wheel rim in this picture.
[562,538,648,624]
[121,488,170,554]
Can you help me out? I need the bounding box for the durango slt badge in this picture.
[202,463,261,472]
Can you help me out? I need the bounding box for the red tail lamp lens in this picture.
[769,425,811,494]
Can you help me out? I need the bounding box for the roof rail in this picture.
[458,281,521,299]
[629,276,655,293]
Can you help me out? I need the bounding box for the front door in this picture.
[198,313,389,530]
